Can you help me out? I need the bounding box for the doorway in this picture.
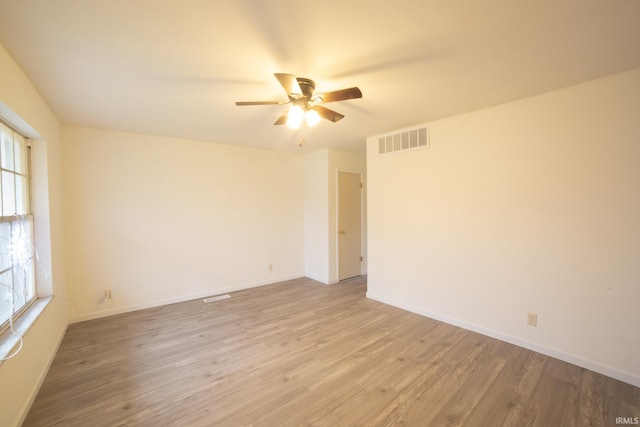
[338,171,362,281]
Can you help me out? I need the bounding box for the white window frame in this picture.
[0,121,36,334]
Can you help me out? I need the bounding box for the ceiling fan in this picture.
[235,73,362,129]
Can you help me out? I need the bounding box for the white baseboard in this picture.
[69,274,304,323]
[366,291,640,388]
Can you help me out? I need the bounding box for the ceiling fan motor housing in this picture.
[295,77,316,99]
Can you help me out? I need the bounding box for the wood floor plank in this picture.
[463,346,540,427]
[23,276,639,426]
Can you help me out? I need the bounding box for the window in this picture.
[0,122,35,331]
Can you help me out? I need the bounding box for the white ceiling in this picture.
[1,0,639,153]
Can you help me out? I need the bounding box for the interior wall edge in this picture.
[303,273,330,285]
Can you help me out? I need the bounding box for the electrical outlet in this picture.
[268,263,273,271]
[104,289,112,299]
[527,312,537,327]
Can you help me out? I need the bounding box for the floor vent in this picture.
[203,294,230,303]
[378,125,429,154]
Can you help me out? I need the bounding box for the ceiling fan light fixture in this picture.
[286,106,304,128]
[236,73,362,135]
[305,109,321,127]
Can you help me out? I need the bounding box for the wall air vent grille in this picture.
[378,126,429,154]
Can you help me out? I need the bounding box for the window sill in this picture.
[0,296,52,364]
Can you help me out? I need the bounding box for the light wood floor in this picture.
[25,276,639,426]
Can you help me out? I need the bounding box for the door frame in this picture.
[335,169,364,281]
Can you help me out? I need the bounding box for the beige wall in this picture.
[62,126,305,321]
[304,149,330,283]
[366,67,640,387]
[0,44,68,427]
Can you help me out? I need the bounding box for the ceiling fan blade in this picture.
[314,105,345,123]
[274,73,303,97]
[235,100,286,106]
[315,87,362,103]
[274,113,288,125]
